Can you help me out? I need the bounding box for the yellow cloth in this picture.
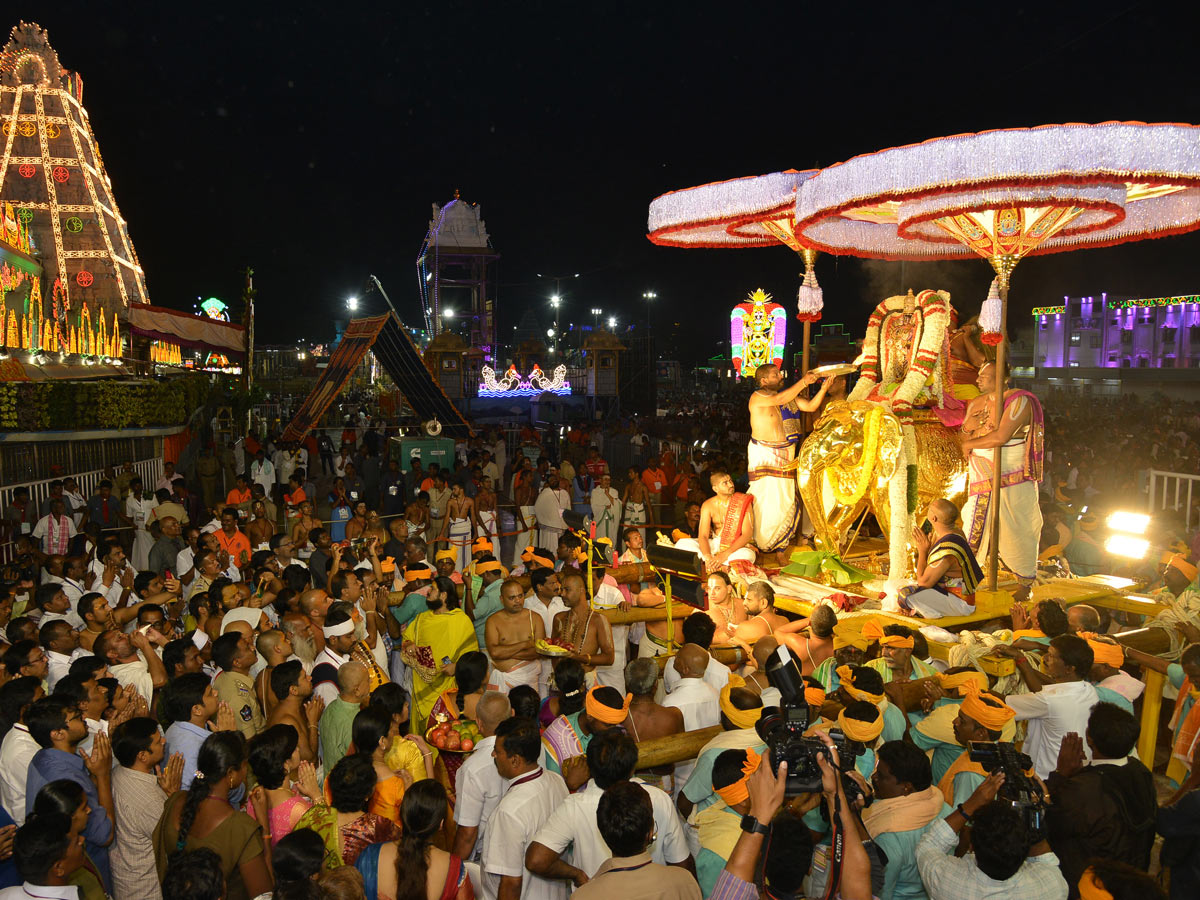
[937,750,987,805]
[1012,628,1046,640]
[719,674,762,729]
[1079,632,1124,667]
[837,707,883,743]
[836,665,884,705]
[383,734,429,784]
[585,687,632,724]
[402,610,479,727]
[860,785,946,839]
[938,671,988,695]
[695,802,743,865]
[714,749,762,807]
[804,686,827,707]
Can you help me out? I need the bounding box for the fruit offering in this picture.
[535,637,573,657]
[426,717,483,753]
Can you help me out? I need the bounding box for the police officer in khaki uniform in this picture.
[212,629,265,739]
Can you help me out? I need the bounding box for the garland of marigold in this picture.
[829,406,883,506]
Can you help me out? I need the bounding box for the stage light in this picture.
[1105,534,1149,559]
[547,328,555,337]
[444,309,455,318]
[1107,511,1149,534]
[608,316,617,327]
[346,296,359,311]
[551,295,561,306]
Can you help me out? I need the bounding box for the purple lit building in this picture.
[1031,293,1200,397]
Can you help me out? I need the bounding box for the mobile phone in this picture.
[441,656,452,666]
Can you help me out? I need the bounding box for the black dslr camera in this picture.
[755,646,864,796]
[967,741,1047,840]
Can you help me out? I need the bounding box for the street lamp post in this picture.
[550,295,561,354]
[591,308,602,332]
[642,290,656,387]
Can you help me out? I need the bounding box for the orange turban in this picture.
[714,749,762,807]
[379,556,396,573]
[879,633,915,649]
[584,687,631,725]
[473,537,494,553]
[837,707,884,743]
[530,552,555,569]
[476,560,503,575]
[1080,632,1124,668]
[959,682,1016,732]
[836,665,884,705]
[404,566,432,583]
[1168,554,1199,582]
[804,685,827,708]
[860,620,885,643]
[521,545,535,562]
[938,671,988,696]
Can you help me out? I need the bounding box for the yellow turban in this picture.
[1077,868,1113,900]
[836,665,884,705]
[837,707,883,743]
[719,674,762,729]
[476,560,503,575]
[714,749,762,808]
[584,687,631,725]
[959,682,1016,732]
[435,549,457,563]
[530,552,555,569]
[878,633,914,649]
[1168,554,1199,582]
[938,671,988,696]
[860,620,885,643]
[1079,632,1124,668]
[833,623,868,652]
[804,685,827,708]
[404,566,432,583]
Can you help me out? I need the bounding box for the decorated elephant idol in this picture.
[797,289,968,598]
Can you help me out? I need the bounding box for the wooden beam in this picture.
[1112,627,1173,655]
[636,725,724,768]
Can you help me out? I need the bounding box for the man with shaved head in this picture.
[901,498,985,618]
[254,628,293,717]
[318,660,368,770]
[663,642,721,789]
[1067,603,1102,634]
[774,602,838,675]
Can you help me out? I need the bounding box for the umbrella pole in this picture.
[802,322,811,374]
[986,278,1010,592]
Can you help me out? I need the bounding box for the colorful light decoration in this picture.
[792,120,1200,591]
[1031,306,1067,316]
[198,296,233,369]
[478,363,571,397]
[1107,294,1200,309]
[150,340,182,365]
[730,288,786,379]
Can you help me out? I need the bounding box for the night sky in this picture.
[28,1,1200,362]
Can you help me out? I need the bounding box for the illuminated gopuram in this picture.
[0,21,147,356]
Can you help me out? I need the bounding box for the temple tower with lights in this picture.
[0,21,147,357]
[415,191,499,364]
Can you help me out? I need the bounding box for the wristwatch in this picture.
[739,814,769,835]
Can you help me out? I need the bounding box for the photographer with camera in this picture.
[1045,703,1156,899]
[916,769,1068,899]
[710,732,873,900]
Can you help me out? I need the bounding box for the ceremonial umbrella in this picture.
[647,169,825,371]
[793,121,1200,589]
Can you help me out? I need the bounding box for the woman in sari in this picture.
[537,657,586,729]
[295,754,400,870]
[355,780,473,900]
[246,724,322,846]
[425,650,489,784]
[402,575,478,729]
[347,705,435,828]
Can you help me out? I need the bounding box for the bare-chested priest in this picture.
[680,471,758,575]
[485,578,545,693]
[551,572,615,684]
[747,365,836,556]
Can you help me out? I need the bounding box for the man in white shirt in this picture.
[662,643,721,790]
[250,449,276,497]
[31,499,76,557]
[40,621,82,692]
[311,608,355,707]
[526,730,692,882]
[663,614,731,696]
[998,633,1099,778]
[0,678,43,825]
[482,716,569,900]
[452,692,514,862]
[94,628,168,706]
[87,541,137,609]
[32,583,86,632]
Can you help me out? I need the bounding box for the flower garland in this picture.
[828,406,883,506]
[849,289,952,416]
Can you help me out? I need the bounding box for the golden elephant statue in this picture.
[798,400,968,581]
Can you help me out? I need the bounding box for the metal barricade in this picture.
[1147,468,1200,531]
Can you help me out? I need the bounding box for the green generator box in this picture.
[393,436,456,475]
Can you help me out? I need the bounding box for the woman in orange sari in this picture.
[426,650,489,784]
[328,706,435,830]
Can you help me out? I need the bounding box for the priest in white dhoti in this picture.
[589,474,622,547]
[960,362,1044,596]
[674,471,758,577]
[533,476,570,553]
